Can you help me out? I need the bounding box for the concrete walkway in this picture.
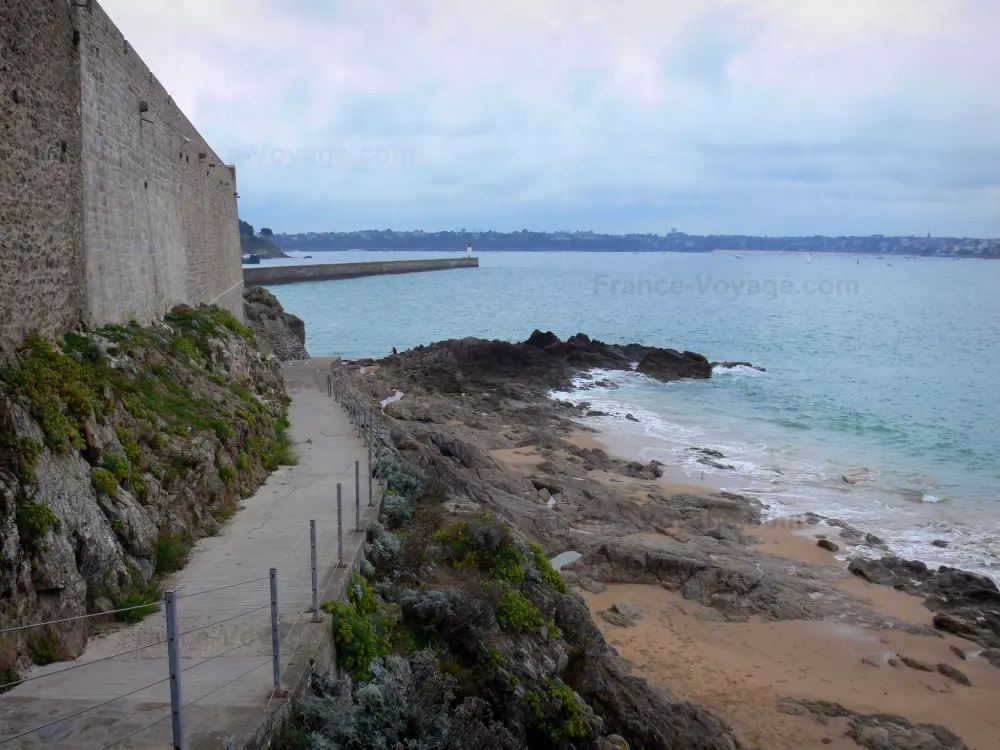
[0,359,378,749]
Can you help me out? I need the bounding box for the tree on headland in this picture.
[238,219,255,237]
[260,228,273,237]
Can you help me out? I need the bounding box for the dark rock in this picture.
[899,655,935,672]
[779,699,969,750]
[636,349,712,383]
[611,602,642,620]
[243,286,309,361]
[586,410,609,417]
[697,457,735,471]
[847,555,1000,650]
[600,609,635,628]
[936,663,971,686]
[624,413,639,422]
[948,644,967,660]
[688,447,726,459]
[817,539,840,553]
[710,361,766,372]
[554,593,742,750]
[931,539,949,548]
[865,533,889,550]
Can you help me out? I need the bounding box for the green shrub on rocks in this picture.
[115,585,162,623]
[322,575,394,681]
[91,467,119,496]
[0,638,20,693]
[0,434,41,483]
[282,650,520,750]
[16,500,61,554]
[495,587,544,633]
[154,531,192,576]
[27,629,64,666]
[530,542,567,594]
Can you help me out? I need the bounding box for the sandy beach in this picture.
[490,427,1000,749]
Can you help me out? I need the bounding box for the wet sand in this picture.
[511,425,1000,749]
[582,582,1000,750]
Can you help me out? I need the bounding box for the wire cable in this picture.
[174,576,269,601]
[176,603,270,638]
[95,714,170,750]
[183,659,271,709]
[0,674,171,746]
[0,603,165,635]
[0,636,169,692]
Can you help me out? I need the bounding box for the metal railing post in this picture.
[270,569,282,696]
[368,439,373,506]
[355,460,361,532]
[165,591,187,750]
[337,483,345,567]
[310,520,320,622]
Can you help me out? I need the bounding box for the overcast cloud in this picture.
[101,0,1000,236]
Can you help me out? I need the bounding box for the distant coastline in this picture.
[269,229,1000,258]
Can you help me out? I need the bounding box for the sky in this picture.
[102,0,1000,237]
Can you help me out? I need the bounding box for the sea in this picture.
[258,250,1000,581]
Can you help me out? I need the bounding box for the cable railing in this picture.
[0,366,387,750]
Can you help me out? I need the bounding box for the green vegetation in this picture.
[322,575,394,681]
[530,542,568,594]
[0,434,41,483]
[154,531,192,576]
[0,638,20,693]
[496,587,544,632]
[91,467,119,496]
[16,501,61,554]
[219,464,236,486]
[263,415,296,469]
[27,629,64,666]
[115,585,162,623]
[433,517,528,584]
[545,679,588,741]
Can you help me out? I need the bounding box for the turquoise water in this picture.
[264,250,1000,578]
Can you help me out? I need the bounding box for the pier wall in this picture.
[243,257,479,286]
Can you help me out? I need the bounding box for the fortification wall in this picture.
[75,0,244,325]
[0,0,87,344]
[0,0,243,347]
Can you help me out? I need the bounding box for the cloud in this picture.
[98,0,1000,236]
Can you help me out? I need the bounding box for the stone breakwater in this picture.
[242,257,479,286]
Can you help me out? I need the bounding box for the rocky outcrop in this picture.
[566,541,828,622]
[387,330,712,393]
[848,555,1000,649]
[776,699,968,750]
[553,591,741,749]
[243,286,308,361]
[0,306,291,668]
[636,349,712,382]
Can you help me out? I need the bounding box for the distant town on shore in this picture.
[261,228,1000,258]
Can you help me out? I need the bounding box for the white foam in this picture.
[711,364,768,378]
[380,390,404,409]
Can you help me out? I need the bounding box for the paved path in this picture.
[0,359,379,749]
